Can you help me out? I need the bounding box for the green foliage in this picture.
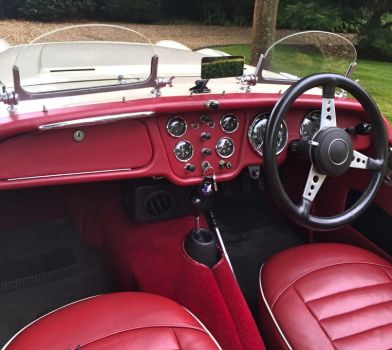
[216,44,392,123]
[160,0,253,26]
[99,0,161,23]
[278,1,365,33]
[17,0,96,21]
[358,23,392,61]
[203,0,253,26]
[161,0,203,22]
[0,1,19,18]
[201,57,244,79]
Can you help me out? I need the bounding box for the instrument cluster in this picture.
[161,112,243,177]
[161,106,351,180]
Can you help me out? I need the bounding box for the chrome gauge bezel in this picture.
[167,116,187,138]
[215,137,235,159]
[300,110,321,139]
[248,113,288,156]
[220,113,239,133]
[173,140,194,162]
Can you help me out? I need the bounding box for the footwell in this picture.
[0,219,113,347]
[212,192,304,316]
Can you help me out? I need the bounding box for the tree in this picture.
[355,0,392,60]
[251,0,280,66]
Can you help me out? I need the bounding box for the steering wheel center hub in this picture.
[311,127,353,176]
[328,139,349,165]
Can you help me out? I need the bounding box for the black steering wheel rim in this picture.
[264,73,388,231]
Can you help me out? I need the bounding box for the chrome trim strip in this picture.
[6,168,132,181]
[259,264,293,350]
[38,111,155,130]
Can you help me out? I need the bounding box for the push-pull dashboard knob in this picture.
[204,100,220,110]
[219,160,232,169]
[200,114,211,123]
[201,132,211,141]
[185,163,196,172]
[202,148,212,156]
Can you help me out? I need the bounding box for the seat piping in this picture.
[2,294,101,350]
[3,295,222,350]
[259,264,293,350]
[184,308,222,350]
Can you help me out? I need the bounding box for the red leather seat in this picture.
[4,292,220,350]
[259,243,392,350]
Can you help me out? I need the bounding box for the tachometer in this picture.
[248,113,288,156]
[300,110,321,139]
[216,137,235,158]
[220,113,239,133]
[167,116,187,137]
[174,141,193,162]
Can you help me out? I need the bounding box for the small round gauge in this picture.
[174,141,193,162]
[167,116,187,137]
[220,113,239,133]
[300,110,321,139]
[216,137,235,158]
[248,113,288,156]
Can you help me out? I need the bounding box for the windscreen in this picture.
[261,31,357,81]
[13,24,155,92]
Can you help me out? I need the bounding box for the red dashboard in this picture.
[0,93,388,190]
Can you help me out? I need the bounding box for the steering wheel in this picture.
[264,73,388,231]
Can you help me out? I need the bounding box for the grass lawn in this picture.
[215,44,392,124]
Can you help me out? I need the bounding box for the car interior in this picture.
[0,27,391,350]
[0,92,391,349]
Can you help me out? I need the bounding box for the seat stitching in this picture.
[306,281,392,304]
[73,324,206,349]
[383,268,392,281]
[331,321,392,343]
[172,329,182,350]
[271,262,392,308]
[318,299,392,323]
[293,286,338,350]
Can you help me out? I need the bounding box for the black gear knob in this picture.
[190,195,203,217]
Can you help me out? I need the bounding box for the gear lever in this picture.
[190,195,202,232]
[184,184,220,268]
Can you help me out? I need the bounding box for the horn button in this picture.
[311,127,353,176]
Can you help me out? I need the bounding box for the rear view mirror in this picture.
[201,56,245,80]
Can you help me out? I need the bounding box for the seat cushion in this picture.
[4,292,220,350]
[259,243,392,350]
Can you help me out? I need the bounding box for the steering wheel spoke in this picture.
[350,150,383,171]
[302,165,327,203]
[264,73,387,230]
[320,89,337,129]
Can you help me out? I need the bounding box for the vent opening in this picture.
[145,191,172,217]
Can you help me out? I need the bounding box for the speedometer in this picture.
[248,113,288,156]
[300,110,321,138]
